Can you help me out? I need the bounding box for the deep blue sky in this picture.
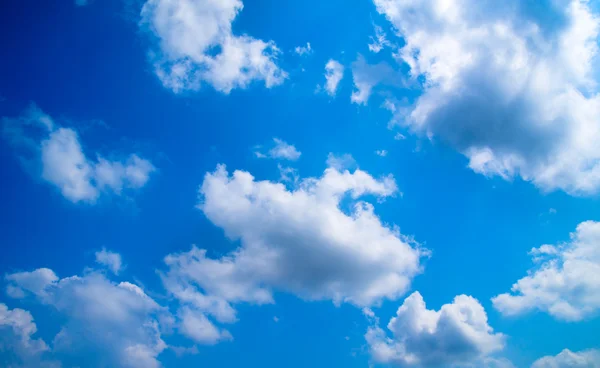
[1,0,600,367]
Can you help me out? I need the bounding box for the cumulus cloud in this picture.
[160,160,425,340]
[294,42,312,56]
[492,220,600,321]
[0,303,51,367]
[254,138,301,161]
[140,0,287,93]
[5,269,169,367]
[95,248,123,275]
[321,59,345,96]
[374,0,600,195]
[365,291,506,367]
[351,55,405,105]
[532,348,600,368]
[2,105,155,204]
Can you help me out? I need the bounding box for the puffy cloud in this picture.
[365,291,506,367]
[2,105,155,204]
[492,220,600,321]
[5,269,169,368]
[254,138,301,161]
[322,59,345,96]
[0,304,51,366]
[160,160,425,339]
[351,55,405,105]
[95,248,123,275]
[531,348,600,368]
[140,0,287,93]
[294,42,312,56]
[374,0,600,195]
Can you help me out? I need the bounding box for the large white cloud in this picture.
[2,105,155,204]
[492,220,600,321]
[159,160,426,340]
[532,348,600,368]
[5,268,169,368]
[140,0,287,93]
[373,0,600,195]
[365,291,506,367]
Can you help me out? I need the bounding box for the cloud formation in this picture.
[492,220,600,321]
[254,138,302,161]
[140,0,287,93]
[374,0,600,195]
[294,42,312,56]
[531,348,600,368]
[351,55,405,105]
[0,303,51,367]
[95,248,124,275]
[365,291,506,367]
[2,105,155,204]
[322,59,345,96]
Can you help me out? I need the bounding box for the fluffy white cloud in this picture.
[492,220,600,321]
[532,349,600,368]
[351,55,404,105]
[140,0,287,93]
[2,105,155,203]
[0,304,51,367]
[160,160,425,340]
[322,59,345,96]
[254,138,301,161]
[5,269,169,368]
[374,0,600,195]
[95,248,123,275]
[365,291,506,367]
[294,42,312,56]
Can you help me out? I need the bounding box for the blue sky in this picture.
[1,0,600,367]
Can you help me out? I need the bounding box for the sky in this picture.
[1,0,600,367]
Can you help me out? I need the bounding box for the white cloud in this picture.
[376,149,388,157]
[322,59,345,96]
[95,248,124,275]
[255,138,302,161]
[0,303,50,366]
[394,133,406,141]
[2,105,155,204]
[5,269,169,367]
[160,160,425,340]
[532,349,600,368]
[492,221,600,321]
[365,291,506,367]
[368,25,390,53]
[374,0,600,195]
[351,55,405,105]
[140,0,287,93]
[326,153,357,171]
[294,42,312,56]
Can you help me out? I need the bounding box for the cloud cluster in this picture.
[159,161,425,341]
[531,348,600,368]
[492,220,600,321]
[365,291,506,367]
[373,0,600,195]
[2,105,155,203]
[5,267,169,368]
[140,0,287,93]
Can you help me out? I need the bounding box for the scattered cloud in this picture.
[5,268,169,368]
[321,59,345,96]
[2,105,155,204]
[273,316,279,323]
[492,221,600,321]
[365,291,506,367]
[374,0,600,195]
[294,42,312,56]
[351,55,405,105]
[326,153,357,171]
[368,25,390,53]
[375,149,388,157]
[531,348,600,368]
[394,133,406,141]
[95,248,124,275]
[255,138,301,161]
[140,0,287,93]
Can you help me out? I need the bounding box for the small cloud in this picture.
[95,248,123,275]
[549,208,557,214]
[273,316,279,323]
[326,153,357,171]
[394,133,406,141]
[375,150,388,157]
[319,59,344,97]
[368,25,390,53]
[344,336,350,341]
[294,42,312,56]
[254,139,301,161]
